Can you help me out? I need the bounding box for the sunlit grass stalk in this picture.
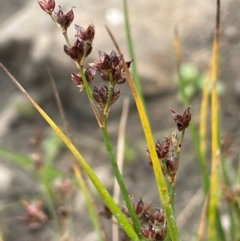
[123,0,144,102]
[106,27,181,241]
[0,64,140,241]
[199,70,211,163]
[73,165,105,241]
[208,0,220,239]
[123,63,180,240]
[174,27,209,193]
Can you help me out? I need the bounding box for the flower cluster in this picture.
[38,0,55,14]
[122,198,167,241]
[146,137,171,160]
[38,0,74,33]
[38,0,132,115]
[145,137,178,181]
[145,107,191,183]
[141,224,167,241]
[64,30,93,63]
[93,85,121,111]
[100,197,167,241]
[75,24,95,44]
[55,6,75,33]
[89,50,132,84]
[19,200,48,230]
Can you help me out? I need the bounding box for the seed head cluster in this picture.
[101,197,167,241]
[38,0,132,115]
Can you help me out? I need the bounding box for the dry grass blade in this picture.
[198,192,209,241]
[47,65,73,141]
[177,188,204,229]
[112,97,130,241]
[174,26,182,68]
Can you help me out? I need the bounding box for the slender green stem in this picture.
[63,32,72,47]
[41,171,61,233]
[79,68,94,100]
[104,73,115,116]
[101,122,142,237]
[123,0,144,102]
[169,130,186,207]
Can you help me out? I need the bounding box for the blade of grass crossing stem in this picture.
[73,165,104,241]
[0,63,140,241]
[123,0,144,102]
[106,26,181,241]
[208,1,221,240]
[174,27,209,193]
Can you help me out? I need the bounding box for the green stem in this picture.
[170,130,186,207]
[123,0,144,102]
[41,170,61,234]
[63,32,72,47]
[79,68,94,100]
[101,122,142,237]
[104,73,115,116]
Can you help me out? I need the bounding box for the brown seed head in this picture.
[152,208,165,224]
[55,6,75,32]
[170,106,191,131]
[93,85,121,110]
[89,50,132,84]
[64,39,84,61]
[166,155,179,175]
[146,137,171,163]
[71,68,96,91]
[38,0,55,14]
[75,24,95,44]
[155,137,171,159]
